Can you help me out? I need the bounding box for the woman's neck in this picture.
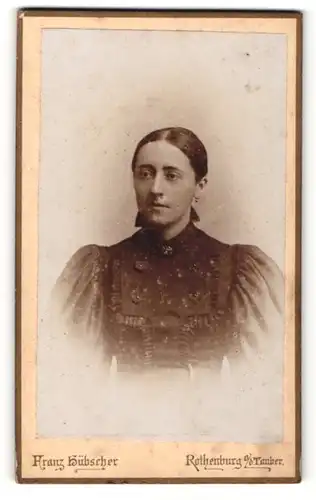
[159,212,191,241]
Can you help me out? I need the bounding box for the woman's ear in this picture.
[194,176,208,200]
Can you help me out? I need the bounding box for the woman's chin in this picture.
[142,214,170,228]
[147,218,168,228]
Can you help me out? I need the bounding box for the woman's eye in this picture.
[165,172,178,181]
[138,169,153,179]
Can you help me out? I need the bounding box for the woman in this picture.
[48,127,284,439]
[54,126,283,372]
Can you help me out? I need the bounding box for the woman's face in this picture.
[133,140,205,228]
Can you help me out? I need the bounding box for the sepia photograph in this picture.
[16,9,302,482]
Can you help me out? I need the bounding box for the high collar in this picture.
[135,221,198,257]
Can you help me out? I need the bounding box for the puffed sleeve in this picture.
[37,245,113,436]
[218,245,285,442]
[225,244,284,366]
[51,244,110,344]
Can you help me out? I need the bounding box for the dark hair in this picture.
[131,127,208,182]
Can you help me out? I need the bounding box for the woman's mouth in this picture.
[151,202,169,208]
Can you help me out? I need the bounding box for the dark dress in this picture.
[53,222,284,375]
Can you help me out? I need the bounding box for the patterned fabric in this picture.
[52,223,284,373]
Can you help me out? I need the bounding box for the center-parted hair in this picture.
[131,127,208,182]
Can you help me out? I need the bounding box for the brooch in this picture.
[161,244,173,256]
[134,260,150,272]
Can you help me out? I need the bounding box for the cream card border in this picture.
[16,10,302,483]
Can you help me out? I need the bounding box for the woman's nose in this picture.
[150,173,165,194]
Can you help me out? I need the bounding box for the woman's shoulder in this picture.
[56,232,139,284]
[66,243,107,261]
[189,226,231,264]
[59,243,110,277]
[196,228,282,272]
[65,233,137,264]
[227,243,284,321]
[230,243,283,283]
[195,229,284,303]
